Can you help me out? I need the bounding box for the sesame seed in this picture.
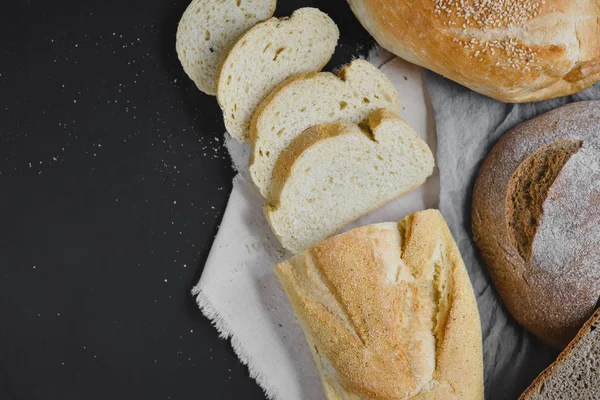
[436,0,541,70]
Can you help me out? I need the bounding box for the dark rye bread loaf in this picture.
[519,309,600,400]
[472,101,600,348]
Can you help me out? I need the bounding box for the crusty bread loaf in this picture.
[519,308,600,400]
[275,209,484,399]
[217,8,339,142]
[472,101,600,348]
[347,0,600,102]
[249,59,401,198]
[265,109,434,254]
[176,0,276,95]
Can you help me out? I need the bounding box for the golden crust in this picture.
[348,0,600,102]
[275,210,483,399]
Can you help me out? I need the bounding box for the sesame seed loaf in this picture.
[265,109,434,254]
[472,101,600,348]
[275,210,484,399]
[217,8,339,142]
[348,0,600,102]
[176,0,276,96]
[249,59,401,198]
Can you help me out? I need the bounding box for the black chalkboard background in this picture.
[0,1,374,399]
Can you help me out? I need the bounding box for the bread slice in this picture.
[520,309,600,400]
[217,8,339,142]
[265,109,434,253]
[275,210,484,399]
[249,59,401,198]
[176,0,276,95]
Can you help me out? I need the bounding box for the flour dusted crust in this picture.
[275,210,484,399]
[472,101,600,348]
[348,0,600,102]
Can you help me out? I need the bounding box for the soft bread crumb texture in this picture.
[472,100,600,348]
[520,309,600,400]
[347,0,600,102]
[176,0,276,95]
[265,109,434,254]
[508,140,582,261]
[275,210,484,399]
[217,7,339,142]
[249,59,401,198]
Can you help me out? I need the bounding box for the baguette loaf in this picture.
[265,109,434,254]
[176,0,276,95]
[217,8,339,142]
[347,0,600,102]
[275,210,484,399]
[472,101,600,348]
[249,59,401,198]
[519,308,600,400]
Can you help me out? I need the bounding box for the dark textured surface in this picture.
[0,1,374,399]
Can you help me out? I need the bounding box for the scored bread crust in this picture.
[216,7,339,142]
[275,210,484,399]
[265,109,434,253]
[472,101,600,348]
[347,0,600,102]
[519,308,600,400]
[175,0,276,95]
[248,59,401,198]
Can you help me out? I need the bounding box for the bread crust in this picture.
[472,101,600,348]
[519,308,600,399]
[275,210,484,399]
[348,0,600,102]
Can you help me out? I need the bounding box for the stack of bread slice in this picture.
[177,2,434,253]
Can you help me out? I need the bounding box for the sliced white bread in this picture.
[249,59,401,198]
[217,8,339,142]
[265,109,435,253]
[520,308,600,400]
[176,0,276,95]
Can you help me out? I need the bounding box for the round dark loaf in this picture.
[472,101,600,348]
